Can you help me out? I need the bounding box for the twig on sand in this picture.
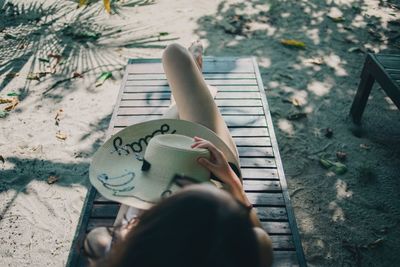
[290,187,304,197]
[42,72,86,95]
[310,142,332,155]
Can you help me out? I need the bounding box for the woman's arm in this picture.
[191,136,261,227]
[193,137,274,267]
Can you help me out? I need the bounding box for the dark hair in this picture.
[98,185,260,267]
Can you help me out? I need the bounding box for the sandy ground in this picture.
[1,0,400,266]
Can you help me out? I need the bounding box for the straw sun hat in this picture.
[89,119,240,210]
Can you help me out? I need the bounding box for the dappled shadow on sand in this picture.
[0,157,89,219]
[195,1,400,266]
[0,0,175,100]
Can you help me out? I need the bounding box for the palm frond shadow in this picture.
[0,0,175,100]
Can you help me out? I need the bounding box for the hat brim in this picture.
[89,119,240,209]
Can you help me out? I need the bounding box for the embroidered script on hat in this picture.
[111,124,177,156]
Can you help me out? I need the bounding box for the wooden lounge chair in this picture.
[66,57,307,267]
[350,53,400,124]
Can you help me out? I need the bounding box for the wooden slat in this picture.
[234,137,271,146]
[114,115,267,127]
[270,235,295,251]
[117,106,265,116]
[228,127,269,137]
[237,146,273,157]
[376,54,400,69]
[127,73,257,80]
[261,221,291,234]
[121,91,261,99]
[240,158,276,168]
[91,203,120,218]
[246,192,285,206]
[254,207,288,221]
[123,85,260,92]
[241,168,279,179]
[125,79,258,86]
[272,251,299,267]
[89,203,288,221]
[86,218,293,250]
[126,58,254,73]
[119,99,262,107]
[111,126,270,137]
[243,180,281,192]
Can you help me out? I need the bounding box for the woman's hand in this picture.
[191,136,251,207]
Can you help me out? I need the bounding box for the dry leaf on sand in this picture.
[328,15,345,22]
[360,143,370,150]
[305,57,324,65]
[55,109,64,125]
[4,98,19,111]
[47,175,59,184]
[280,39,306,48]
[56,131,67,140]
[0,97,13,104]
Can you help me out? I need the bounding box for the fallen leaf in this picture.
[328,15,345,22]
[0,97,14,104]
[72,72,83,78]
[280,39,306,49]
[279,73,294,80]
[287,112,307,120]
[56,131,67,140]
[320,158,334,169]
[95,71,112,87]
[79,0,87,7]
[0,110,8,118]
[332,162,347,175]
[320,158,348,175]
[104,0,111,13]
[292,98,301,107]
[336,151,347,161]
[360,143,370,150]
[325,128,333,138]
[159,32,169,36]
[7,92,20,97]
[55,109,64,125]
[363,238,384,249]
[0,155,4,164]
[5,72,19,78]
[47,175,59,184]
[4,33,17,40]
[39,58,50,63]
[27,73,40,81]
[348,46,362,53]
[305,57,324,65]
[4,98,19,111]
[48,53,62,60]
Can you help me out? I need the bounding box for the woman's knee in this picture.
[162,43,192,68]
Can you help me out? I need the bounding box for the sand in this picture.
[0,0,399,266]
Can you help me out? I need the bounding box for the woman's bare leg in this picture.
[161,43,239,161]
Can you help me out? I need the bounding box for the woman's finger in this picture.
[197,157,217,171]
[193,141,223,161]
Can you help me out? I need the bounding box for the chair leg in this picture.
[350,69,375,124]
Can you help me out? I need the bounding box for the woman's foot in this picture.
[83,221,137,262]
[188,40,203,72]
[84,227,113,261]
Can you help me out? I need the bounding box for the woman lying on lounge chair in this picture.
[85,42,273,267]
